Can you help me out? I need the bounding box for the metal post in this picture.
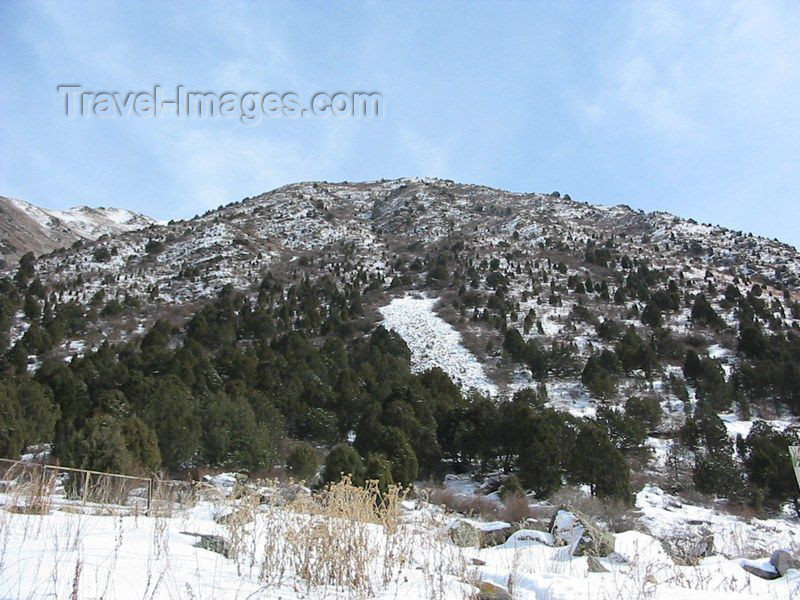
[146,478,153,515]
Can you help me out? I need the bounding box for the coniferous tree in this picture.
[322,444,364,486]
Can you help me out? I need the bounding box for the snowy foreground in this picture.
[2,481,799,600]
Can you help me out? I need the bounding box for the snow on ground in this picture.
[474,527,800,599]
[0,497,470,600]
[637,486,800,559]
[3,491,799,600]
[378,293,498,396]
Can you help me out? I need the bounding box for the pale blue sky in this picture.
[1,1,799,246]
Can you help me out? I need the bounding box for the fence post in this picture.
[147,478,153,515]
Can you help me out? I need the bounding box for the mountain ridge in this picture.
[0,195,159,265]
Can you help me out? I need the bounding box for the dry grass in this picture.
[1,463,57,515]
[0,459,198,518]
[203,475,469,599]
[549,486,638,533]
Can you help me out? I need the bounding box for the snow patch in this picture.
[378,293,497,396]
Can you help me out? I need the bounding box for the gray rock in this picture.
[742,563,780,580]
[449,520,481,547]
[770,550,800,577]
[449,519,515,548]
[475,581,513,600]
[587,556,610,573]
[194,534,233,558]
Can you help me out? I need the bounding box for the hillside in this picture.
[0,195,158,266]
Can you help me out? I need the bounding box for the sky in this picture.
[1,0,799,247]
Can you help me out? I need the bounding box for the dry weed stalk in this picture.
[2,463,58,515]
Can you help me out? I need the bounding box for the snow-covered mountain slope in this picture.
[7,177,800,418]
[0,195,158,265]
[19,177,800,308]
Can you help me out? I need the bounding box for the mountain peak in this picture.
[0,195,158,266]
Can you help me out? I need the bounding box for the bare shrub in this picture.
[424,485,500,519]
[499,494,535,524]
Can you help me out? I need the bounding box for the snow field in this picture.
[378,293,498,396]
[2,489,799,600]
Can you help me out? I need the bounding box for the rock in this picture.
[449,518,514,548]
[471,558,487,566]
[481,525,516,548]
[742,562,780,580]
[550,508,615,557]
[770,550,800,577]
[449,520,481,547]
[193,534,233,558]
[587,556,609,573]
[505,529,555,547]
[475,581,513,600]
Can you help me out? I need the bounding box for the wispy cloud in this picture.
[582,0,800,141]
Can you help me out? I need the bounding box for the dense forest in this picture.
[1,231,799,513]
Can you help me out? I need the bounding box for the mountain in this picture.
[2,177,799,534]
[11,177,799,353]
[0,195,159,266]
[14,178,800,304]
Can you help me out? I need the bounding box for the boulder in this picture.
[770,550,800,577]
[475,581,513,600]
[741,562,780,581]
[449,519,481,547]
[193,534,233,558]
[449,518,514,548]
